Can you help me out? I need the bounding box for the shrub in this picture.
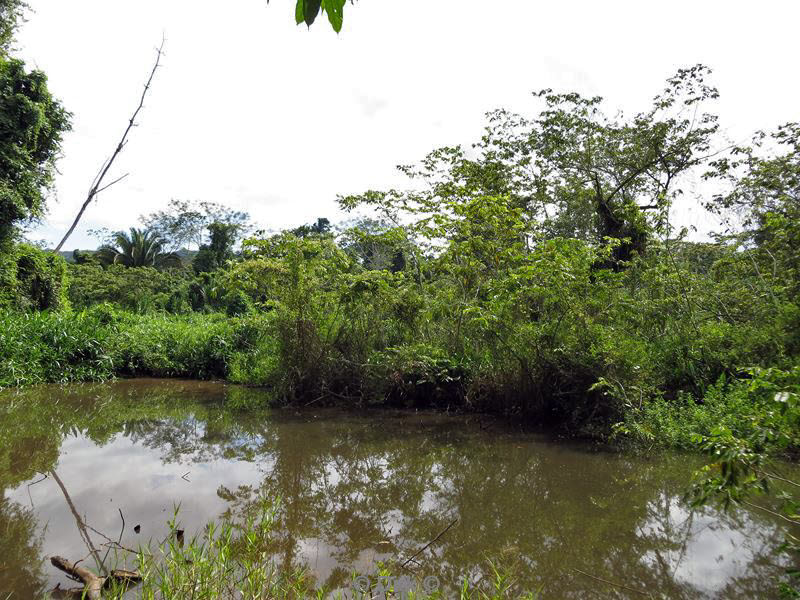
[0,243,68,311]
[67,263,191,313]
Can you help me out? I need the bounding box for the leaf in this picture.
[304,0,322,26]
[324,0,345,32]
[295,0,304,25]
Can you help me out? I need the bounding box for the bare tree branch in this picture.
[53,36,165,253]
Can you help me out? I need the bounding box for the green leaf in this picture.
[295,0,304,24]
[304,0,322,26]
[324,0,345,32]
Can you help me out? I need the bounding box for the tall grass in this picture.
[85,503,539,600]
[0,307,277,390]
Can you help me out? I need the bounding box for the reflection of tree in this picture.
[0,382,793,598]
[213,418,793,599]
[0,497,47,598]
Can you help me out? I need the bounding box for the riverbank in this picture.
[2,307,799,455]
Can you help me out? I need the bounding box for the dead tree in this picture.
[53,37,165,253]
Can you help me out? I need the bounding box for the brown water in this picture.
[0,379,795,598]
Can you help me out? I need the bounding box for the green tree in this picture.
[193,222,238,274]
[291,216,331,238]
[342,66,720,270]
[140,199,251,251]
[0,56,71,248]
[96,228,182,269]
[706,122,800,300]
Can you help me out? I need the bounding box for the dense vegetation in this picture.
[1,2,798,595]
[2,66,799,440]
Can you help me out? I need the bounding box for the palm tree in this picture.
[97,228,182,269]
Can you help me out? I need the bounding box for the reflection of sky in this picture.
[6,406,795,598]
[9,434,267,588]
[639,497,789,597]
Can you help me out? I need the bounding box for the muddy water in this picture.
[0,379,794,598]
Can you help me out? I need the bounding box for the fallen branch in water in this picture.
[50,556,141,600]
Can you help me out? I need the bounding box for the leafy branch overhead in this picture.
[268,0,351,32]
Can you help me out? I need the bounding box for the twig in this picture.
[762,470,800,489]
[573,568,653,598]
[743,501,800,526]
[100,508,128,569]
[400,518,458,570]
[26,473,48,509]
[54,36,166,252]
[84,522,137,555]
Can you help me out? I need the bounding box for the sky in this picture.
[16,0,800,249]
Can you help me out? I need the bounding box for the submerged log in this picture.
[50,556,142,599]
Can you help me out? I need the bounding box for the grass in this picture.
[0,307,277,390]
[68,503,539,600]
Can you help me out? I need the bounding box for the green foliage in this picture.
[0,309,280,388]
[97,227,182,268]
[0,0,27,53]
[67,262,192,313]
[193,221,238,274]
[2,67,798,444]
[61,501,540,599]
[0,308,115,387]
[0,55,71,245]
[685,367,800,596]
[290,0,349,32]
[0,242,68,310]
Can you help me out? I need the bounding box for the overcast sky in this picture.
[16,0,800,249]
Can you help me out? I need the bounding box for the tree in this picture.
[0,0,27,53]
[342,66,720,270]
[193,222,238,274]
[291,217,331,238]
[0,56,71,249]
[96,227,181,269]
[339,218,410,273]
[705,123,800,303]
[141,199,251,251]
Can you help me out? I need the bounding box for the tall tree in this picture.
[193,222,238,274]
[96,227,181,269]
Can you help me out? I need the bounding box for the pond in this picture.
[0,379,793,598]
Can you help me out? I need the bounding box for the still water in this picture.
[0,379,794,598]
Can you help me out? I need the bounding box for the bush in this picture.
[618,366,800,452]
[0,310,278,389]
[0,309,114,387]
[67,263,191,313]
[0,243,68,311]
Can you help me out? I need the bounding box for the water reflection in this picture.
[0,380,793,598]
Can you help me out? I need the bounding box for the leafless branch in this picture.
[54,36,165,253]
